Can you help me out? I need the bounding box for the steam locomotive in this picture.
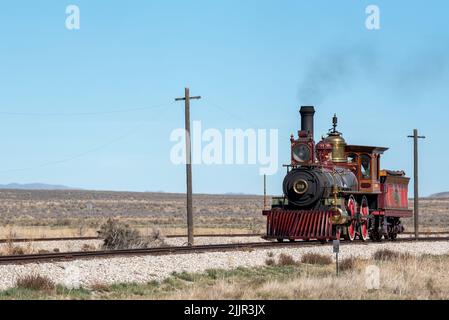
[263,107,412,242]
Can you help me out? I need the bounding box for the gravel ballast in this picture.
[0,240,103,253]
[1,240,449,290]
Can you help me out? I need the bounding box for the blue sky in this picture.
[0,0,448,196]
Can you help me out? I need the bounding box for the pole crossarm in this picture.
[175,96,201,101]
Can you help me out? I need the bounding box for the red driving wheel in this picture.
[359,196,369,241]
[346,196,357,241]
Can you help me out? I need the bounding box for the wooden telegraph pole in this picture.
[263,174,267,210]
[407,129,425,239]
[175,88,201,246]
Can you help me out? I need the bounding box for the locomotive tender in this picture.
[263,106,412,242]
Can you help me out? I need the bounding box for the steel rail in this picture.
[402,231,449,235]
[0,233,263,244]
[2,231,449,244]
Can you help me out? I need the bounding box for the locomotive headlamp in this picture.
[292,143,311,163]
[293,179,308,195]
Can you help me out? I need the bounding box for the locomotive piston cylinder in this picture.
[330,207,348,225]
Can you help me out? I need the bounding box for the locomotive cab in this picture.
[345,145,388,194]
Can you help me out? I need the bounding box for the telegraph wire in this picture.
[0,98,267,174]
[0,106,172,174]
[0,101,173,116]
[0,124,144,173]
[205,98,262,128]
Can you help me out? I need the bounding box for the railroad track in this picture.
[1,236,449,265]
[0,233,262,244]
[1,231,449,244]
[402,231,449,235]
[0,231,449,243]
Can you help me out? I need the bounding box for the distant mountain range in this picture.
[428,192,449,198]
[0,183,75,190]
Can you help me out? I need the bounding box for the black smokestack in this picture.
[300,106,315,139]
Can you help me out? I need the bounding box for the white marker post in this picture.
[333,239,340,276]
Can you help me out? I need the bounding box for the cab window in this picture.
[347,153,358,164]
[360,154,371,179]
[347,153,358,175]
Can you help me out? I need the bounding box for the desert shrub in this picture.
[90,282,110,292]
[373,249,411,261]
[426,278,439,296]
[81,244,96,252]
[16,274,55,291]
[2,240,28,255]
[265,258,276,266]
[6,230,18,239]
[373,249,398,261]
[301,253,332,265]
[339,257,356,271]
[7,246,25,255]
[1,234,27,255]
[172,271,195,282]
[97,218,152,249]
[278,253,298,266]
[147,227,165,246]
[52,217,72,227]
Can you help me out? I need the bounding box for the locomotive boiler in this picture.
[282,166,358,210]
[263,106,412,242]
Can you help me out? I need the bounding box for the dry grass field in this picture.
[411,198,449,231]
[0,189,265,238]
[0,189,448,238]
[1,251,449,299]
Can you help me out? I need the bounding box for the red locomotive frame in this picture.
[263,107,412,242]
